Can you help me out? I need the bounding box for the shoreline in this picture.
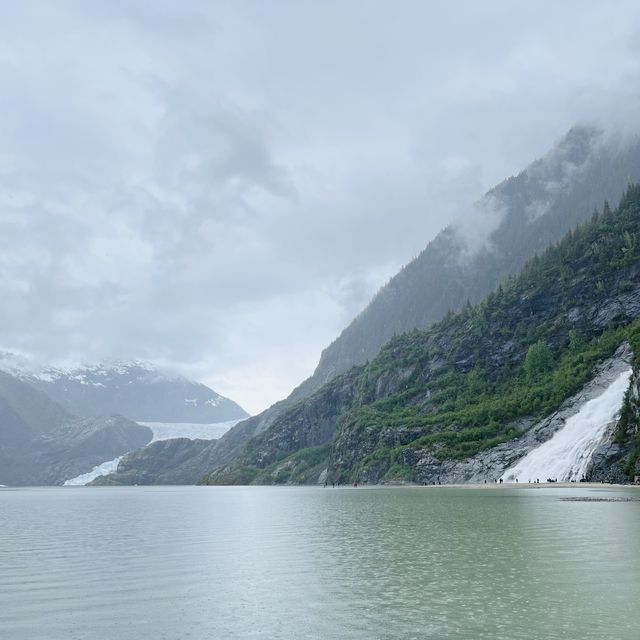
[378,481,640,490]
[2,482,639,490]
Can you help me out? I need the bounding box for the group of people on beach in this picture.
[323,481,358,488]
[489,477,548,484]
[322,474,603,487]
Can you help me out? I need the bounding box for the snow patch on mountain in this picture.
[0,355,248,423]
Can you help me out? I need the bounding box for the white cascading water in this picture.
[502,368,632,483]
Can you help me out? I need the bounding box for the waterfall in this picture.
[502,368,632,483]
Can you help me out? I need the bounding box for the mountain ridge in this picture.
[0,359,249,424]
[65,124,640,486]
[0,369,152,486]
[191,123,640,478]
[202,185,640,485]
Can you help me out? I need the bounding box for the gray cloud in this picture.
[3,1,640,412]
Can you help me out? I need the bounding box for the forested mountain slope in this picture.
[312,125,640,387]
[196,124,640,475]
[90,125,640,486]
[203,186,640,485]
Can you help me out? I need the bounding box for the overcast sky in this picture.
[2,1,640,413]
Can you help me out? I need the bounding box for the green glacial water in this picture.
[1,485,639,639]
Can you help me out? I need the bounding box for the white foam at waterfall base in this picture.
[63,419,241,486]
[502,368,632,483]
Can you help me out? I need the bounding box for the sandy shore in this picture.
[407,482,640,490]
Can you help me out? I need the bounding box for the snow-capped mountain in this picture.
[0,366,153,486]
[10,360,248,424]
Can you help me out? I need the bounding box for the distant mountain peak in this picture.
[0,355,247,424]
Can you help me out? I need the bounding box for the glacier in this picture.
[63,419,240,485]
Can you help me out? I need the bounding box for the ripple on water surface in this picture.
[1,485,639,640]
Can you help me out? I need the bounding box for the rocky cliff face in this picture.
[59,130,640,487]
[203,188,640,485]
[206,272,640,485]
[391,346,631,484]
[311,126,640,388]
[200,125,640,476]
[589,353,640,482]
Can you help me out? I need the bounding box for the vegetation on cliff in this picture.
[310,126,640,389]
[614,347,640,476]
[204,185,640,485]
[202,126,640,479]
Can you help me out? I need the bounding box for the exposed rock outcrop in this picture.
[589,354,640,482]
[405,346,632,484]
[195,126,640,478]
[203,187,640,485]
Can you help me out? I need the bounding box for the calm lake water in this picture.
[1,485,639,640]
